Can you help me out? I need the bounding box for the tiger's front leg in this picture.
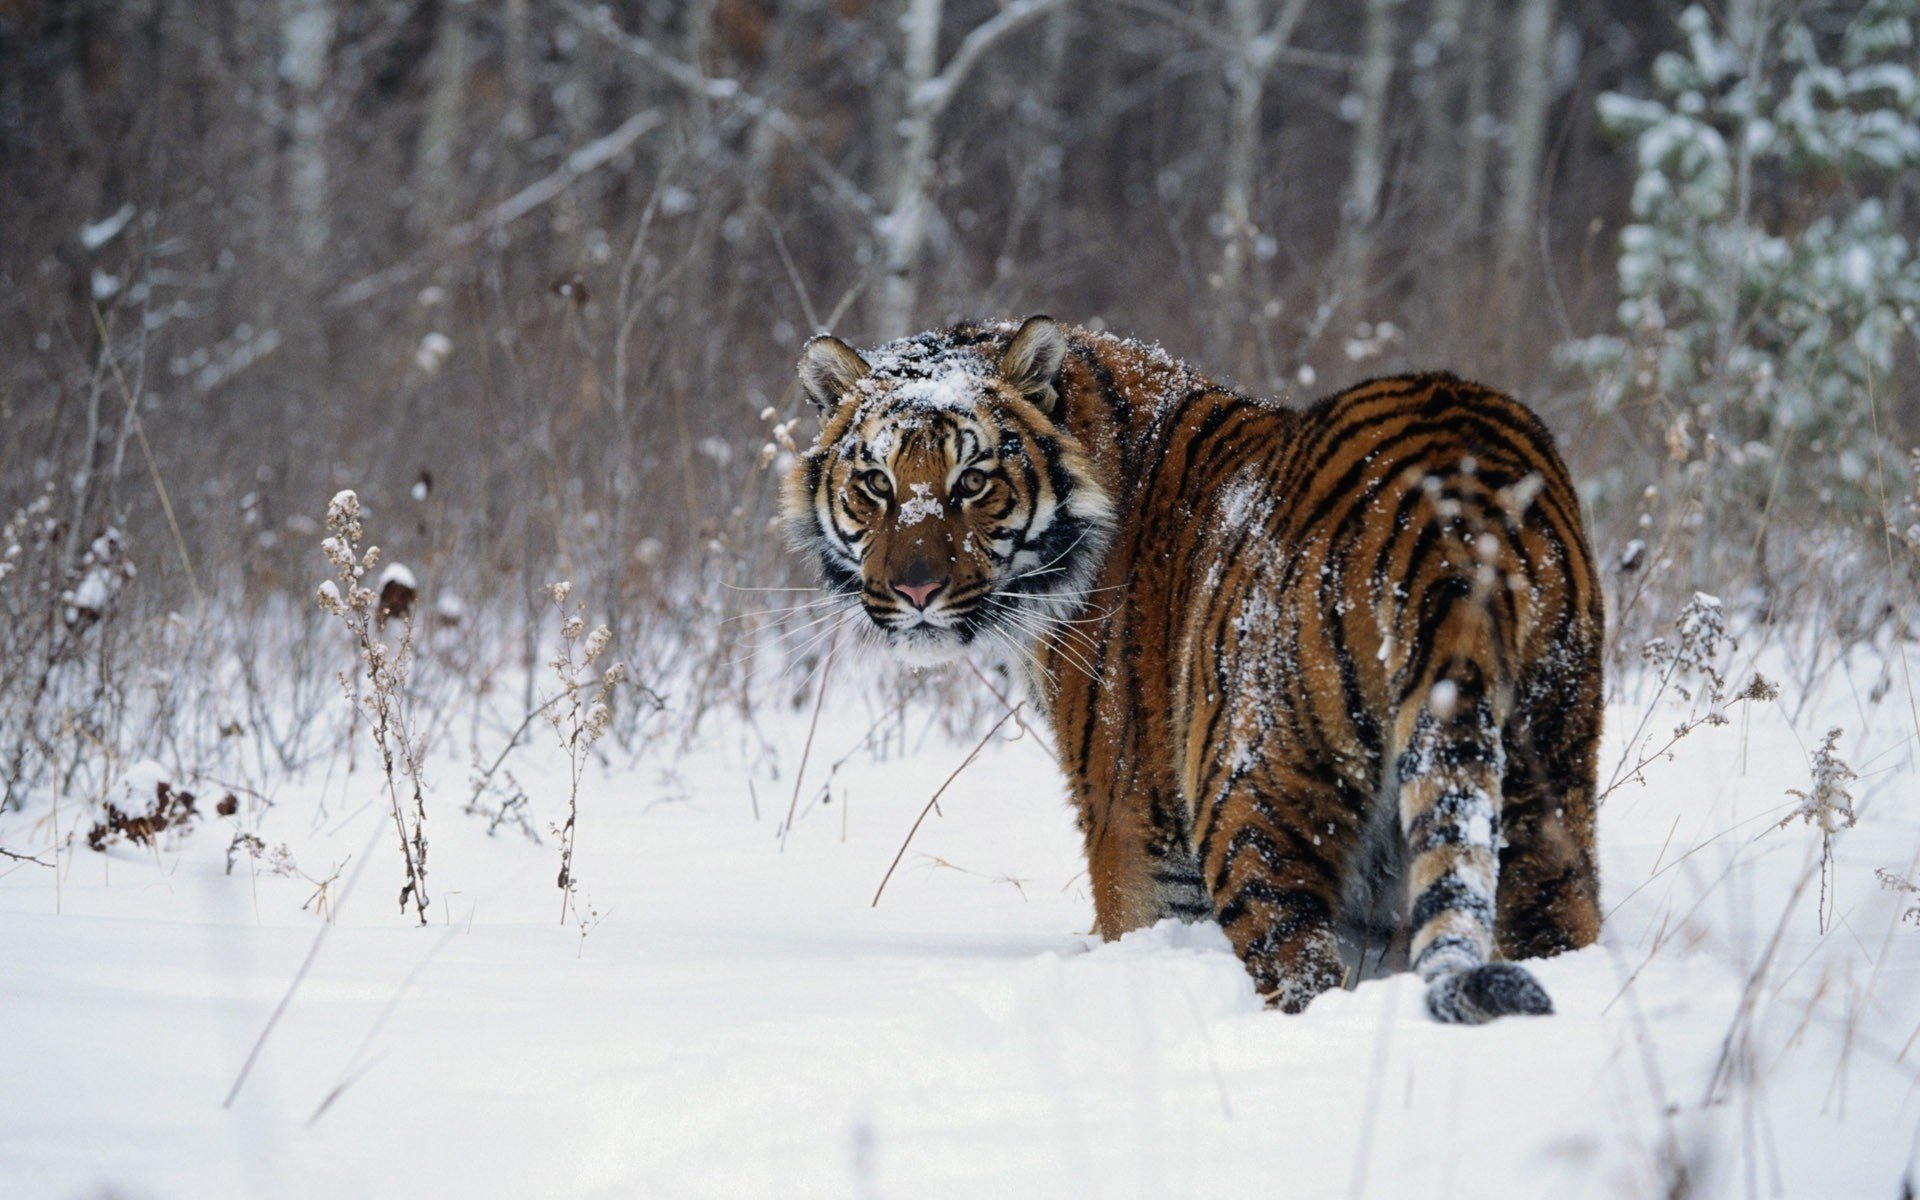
[1195,763,1357,1012]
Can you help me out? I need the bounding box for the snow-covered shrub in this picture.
[1561,2,1920,571]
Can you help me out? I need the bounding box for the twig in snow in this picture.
[779,633,838,851]
[872,703,1024,908]
[224,817,386,1109]
[307,922,460,1126]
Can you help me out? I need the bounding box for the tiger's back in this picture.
[788,319,1603,1022]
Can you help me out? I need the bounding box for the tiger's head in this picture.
[783,316,1115,668]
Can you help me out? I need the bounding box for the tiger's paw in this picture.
[1424,962,1554,1024]
[1253,935,1345,1014]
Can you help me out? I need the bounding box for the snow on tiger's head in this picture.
[781,317,1115,668]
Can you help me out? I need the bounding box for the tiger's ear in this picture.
[998,315,1068,417]
[797,335,871,415]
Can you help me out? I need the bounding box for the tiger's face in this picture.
[783,317,1115,668]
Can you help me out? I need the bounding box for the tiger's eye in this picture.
[956,468,988,498]
[861,469,892,497]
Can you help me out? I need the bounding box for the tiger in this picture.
[784,316,1603,1023]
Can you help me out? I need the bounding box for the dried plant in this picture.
[1,485,137,814]
[1780,727,1859,933]
[545,580,625,924]
[1600,672,1782,805]
[1874,868,1920,927]
[1638,591,1733,704]
[1603,593,1759,802]
[316,490,431,925]
[1894,450,1920,556]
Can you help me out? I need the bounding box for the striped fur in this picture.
[785,317,1603,1022]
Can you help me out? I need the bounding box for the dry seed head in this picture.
[584,624,611,662]
[583,702,612,740]
[1783,727,1859,835]
[316,579,345,614]
[325,489,364,543]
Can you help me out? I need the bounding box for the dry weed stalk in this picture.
[872,702,1025,908]
[1873,868,1920,927]
[545,580,624,923]
[316,490,431,924]
[1781,726,1859,933]
[1602,591,1762,802]
[1,485,137,813]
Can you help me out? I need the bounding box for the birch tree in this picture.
[874,0,1067,340]
[1210,0,1313,367]
[1331,0,1398,336]
[415,0,474,226]
[1495,0,1556,285]
[1457,0,1496,248]
[280,0,335,260]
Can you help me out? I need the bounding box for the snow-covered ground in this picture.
[4,654,1919,1198]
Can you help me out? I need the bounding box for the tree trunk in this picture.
[1416,0,1465,230]
[1210,0,1311,371]
[1213,0,1268,349]
[1496,0,1555,285]
[415,0,474,227]
[1334,0,1398,331]
[502,0,533,145]
[280,0,335,260]
[1458,0,1495,247]
[876,0,944,341]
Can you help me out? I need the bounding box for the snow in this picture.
[2,660,1917,1198]
[415,332,453,375]
[79,203,137,252]
[897,482,943,527]
[113,759,172,805]
[377,562,417,591]
[66,568,115,613]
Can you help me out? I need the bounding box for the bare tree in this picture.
[280,0,335,260]
[1495,0,1556,300]
[1332,0,1399,336]
[1209,0,1314,370]
[874,0,1067,340]
[415,0,475,226]
[502,0,534,144]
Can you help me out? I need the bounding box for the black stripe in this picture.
[1216,879,1332,932]
[1410,874,1496,932]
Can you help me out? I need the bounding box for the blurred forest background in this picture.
[2,0,1917,806]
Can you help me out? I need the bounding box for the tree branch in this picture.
[327,108,667,310]
[920,0,1070,126]
[570,3,877,216]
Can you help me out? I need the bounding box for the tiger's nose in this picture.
[892,561,946,609]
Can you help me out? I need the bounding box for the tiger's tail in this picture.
[1388,472,1553,1024]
